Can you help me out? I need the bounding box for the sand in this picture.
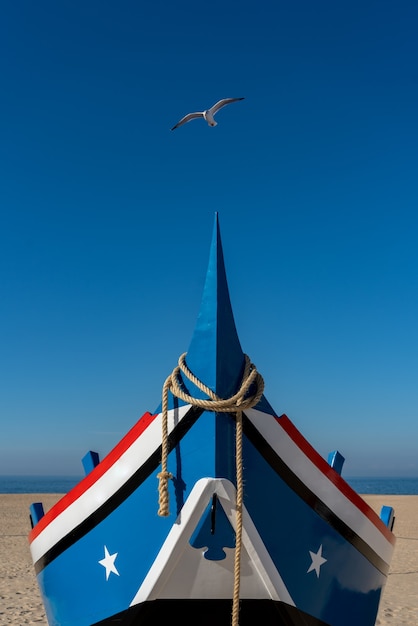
[0,494,60,625]
[364,495,418,625]
[0,493,417,625]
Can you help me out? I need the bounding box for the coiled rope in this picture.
[157,351,264,626]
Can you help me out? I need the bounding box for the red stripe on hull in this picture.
[275,413,395,544]
[29,411,158,542]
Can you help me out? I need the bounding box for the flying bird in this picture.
[171,97,244,130]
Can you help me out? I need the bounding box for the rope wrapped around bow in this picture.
[157,352,265,626]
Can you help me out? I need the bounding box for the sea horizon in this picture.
[1,474,418,495]
[0,475,83,494]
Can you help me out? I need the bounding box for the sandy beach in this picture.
[0,493,417,625]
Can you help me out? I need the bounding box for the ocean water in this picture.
[346,477,418,495]
[0,475,83,494]
[1,474,418,495]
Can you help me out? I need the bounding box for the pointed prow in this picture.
[185,213,245,399]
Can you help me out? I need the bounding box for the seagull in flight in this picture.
[171,97,244,130]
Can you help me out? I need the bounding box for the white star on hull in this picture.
[307,544,327,578]
[99,545,120,581]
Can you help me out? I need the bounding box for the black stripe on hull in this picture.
[241,414,389,575]
[92,599,331,626]
[34,406,204,574]
[35,407,388,577]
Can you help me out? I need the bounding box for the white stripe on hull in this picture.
[30,405,191,564]
[246,407,394,566]
[31,405,393,570]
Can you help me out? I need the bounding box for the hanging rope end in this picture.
[157,470,173,517]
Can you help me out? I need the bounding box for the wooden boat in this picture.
[29,214,395,625]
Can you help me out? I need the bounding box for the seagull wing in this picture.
[171,112,204,130]
[209,97,245,116]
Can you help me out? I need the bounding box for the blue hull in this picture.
[29,215,395,626]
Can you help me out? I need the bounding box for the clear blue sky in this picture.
[1,1,418,477]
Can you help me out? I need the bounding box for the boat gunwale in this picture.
[270,411,395,545]
[29,404,394,568]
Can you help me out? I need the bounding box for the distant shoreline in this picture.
[0,475,82,494]
[2,474,418,494]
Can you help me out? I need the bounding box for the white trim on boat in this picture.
[246,408,394,566]
[130,478,295,605]
[30,405,191,564]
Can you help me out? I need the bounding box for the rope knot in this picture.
[157,352,264,516]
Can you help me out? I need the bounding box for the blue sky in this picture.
[1,1,418,477]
